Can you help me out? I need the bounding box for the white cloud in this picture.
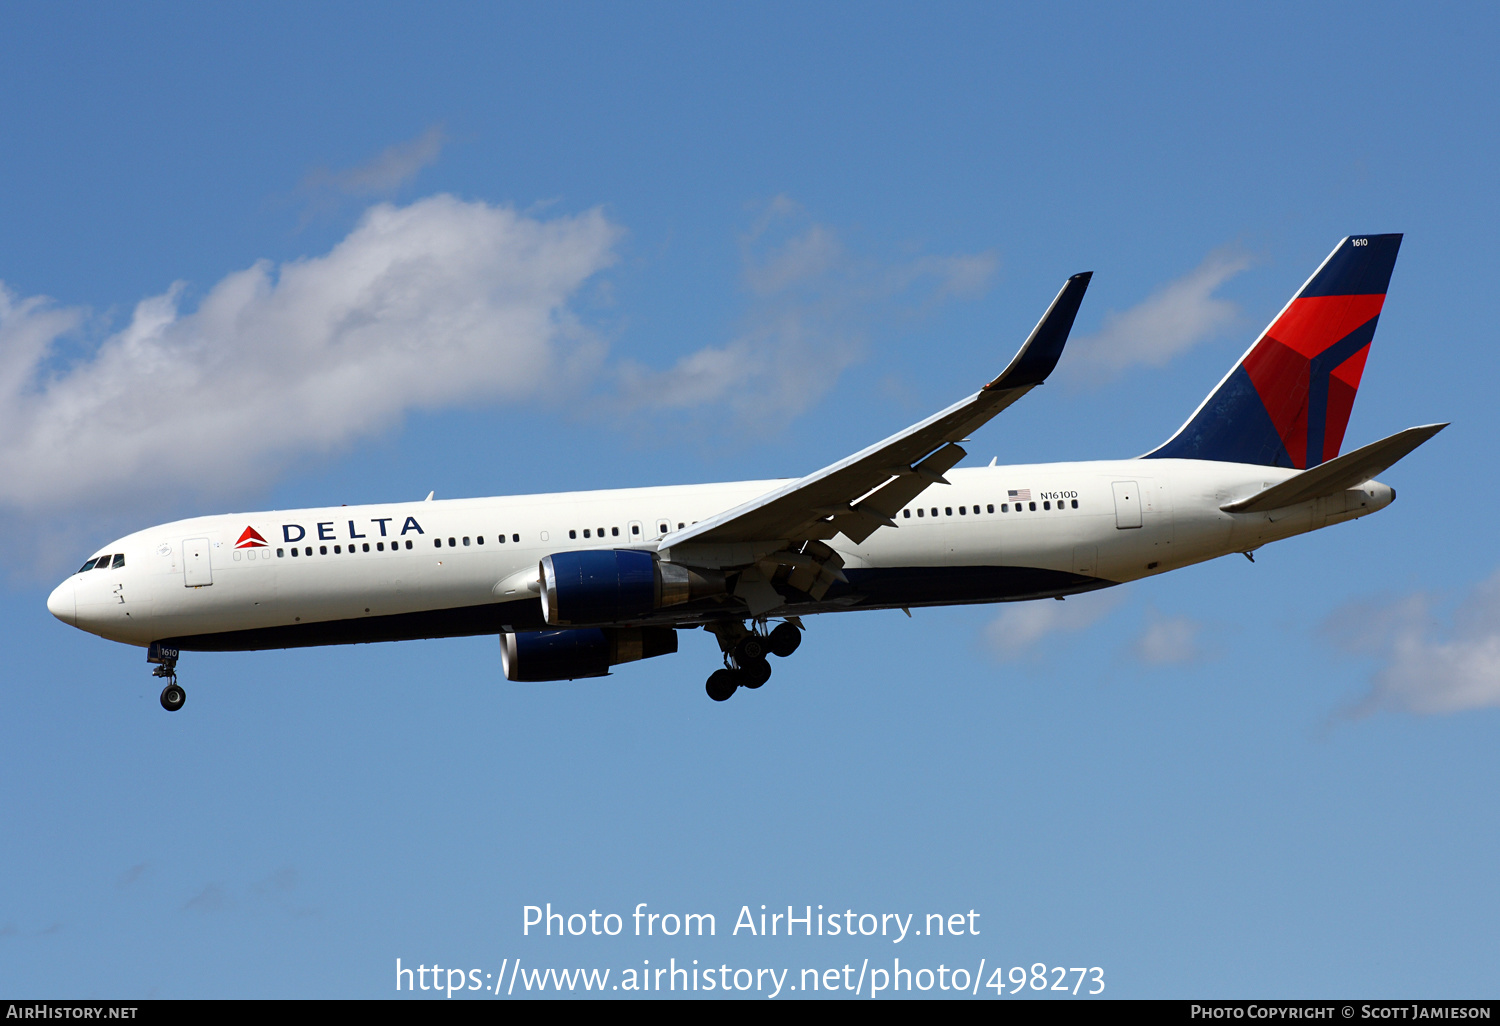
[1133,610,1205,665]
[305,125,448,197]
[0,192,994,533]
[615,196,997,430]
[1325,570,1500,716]
[0,194,620,513]
[743,222,842,295]
[984,588,1124,659]
[1066,246,1251,384]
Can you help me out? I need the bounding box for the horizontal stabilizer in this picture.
[1221,423,1447,513]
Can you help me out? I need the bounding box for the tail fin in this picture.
[1144,234,1402,468]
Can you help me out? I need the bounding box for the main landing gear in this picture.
[703,620,802,702]
[148,642,184,712]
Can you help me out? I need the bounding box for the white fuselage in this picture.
[48,457,1393,652]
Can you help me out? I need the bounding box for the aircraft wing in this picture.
[660,272,1092,556]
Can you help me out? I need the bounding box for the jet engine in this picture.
[500,626,679,682]
[538,549,724,626]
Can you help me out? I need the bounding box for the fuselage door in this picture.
[1112,481,1142,529]
[183,537,213,587]
[627,520,645,545]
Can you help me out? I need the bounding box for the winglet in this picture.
[983,271,1092,391]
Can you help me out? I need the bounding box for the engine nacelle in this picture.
[500,627,678,682]
[538,549,723,626]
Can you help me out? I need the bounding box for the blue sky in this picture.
[3,3,1499,999]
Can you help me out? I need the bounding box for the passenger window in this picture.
[583,529,590,539]
[277,548,285,558]
[570,530,578,540]
[291,548,299,557]
[498,534,506,543]
[512,534,520,543]
[598,527,605,537]
[405,540,413,549]
[1044,501,1051,510]
[320,545,328,555]
[630,525,639,535]
[945,507,952,516]
[448,537,456,547]
[611,527,619,537]
[363,543,371,552]
[659,523,668,534]
[959,506,967,515]
[377,542,385,551]
[477,536,484,545]
[987,504,995,514]
[917,508,924,517]
[678,523,685,529]
[1001,504,1008,512]
[1071,499,1078,509]
[463,537,470,546]
[1028,502,1036,511]
[903,509,911,519]
[434,539,442,548]
[931,508,938,517]
[334,545,342,554]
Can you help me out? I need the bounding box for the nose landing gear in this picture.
[702,619,802,701]
[148,642,184,712]
[158,679,185,712]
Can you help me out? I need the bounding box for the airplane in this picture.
[47,234,1444,711]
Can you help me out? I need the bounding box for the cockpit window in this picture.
[111,553,125,569]
[93,556,112,570]
[77,558,99,574]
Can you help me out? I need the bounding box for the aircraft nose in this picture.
[47,579,76,625]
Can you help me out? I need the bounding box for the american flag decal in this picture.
[1007,488,1031,501]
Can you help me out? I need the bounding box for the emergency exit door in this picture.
[1112,481,1142,529]
[183,537,213,586]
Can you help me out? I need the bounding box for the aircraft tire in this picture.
[734,635,767,664]
[739,658,771,689]
[160,683,185,712]
[767,622,801,658]
[705,669,739,702]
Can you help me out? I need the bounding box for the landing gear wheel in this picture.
[734,635,768,664]
[767,622,802,658]
[160,682,185,712]
[705,669,739,702]
[738,657,771,689]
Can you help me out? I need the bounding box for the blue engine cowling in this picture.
[500,627,678,682]
[540,549,655,625]
[539,549,724,626]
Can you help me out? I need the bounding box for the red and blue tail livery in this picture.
[1146,234,1403,468]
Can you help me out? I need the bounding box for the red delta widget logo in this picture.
[235,527,268,549]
